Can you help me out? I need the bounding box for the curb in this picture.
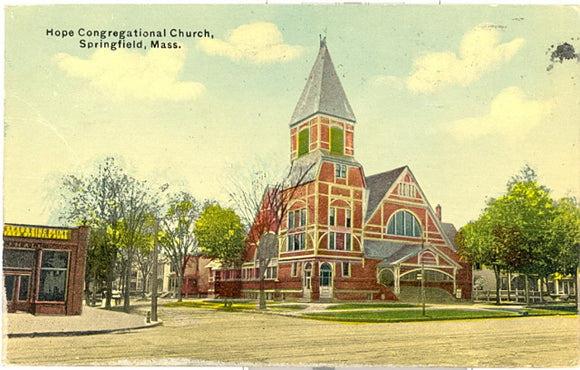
[7,320,163,338]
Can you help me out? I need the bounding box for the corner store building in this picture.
[3,224,89,315]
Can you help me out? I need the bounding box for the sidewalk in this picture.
[4,305,162,338]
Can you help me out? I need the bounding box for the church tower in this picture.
[289,37,357,160]
[279,37,367,301]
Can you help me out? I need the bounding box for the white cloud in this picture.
[407,23,525,93]
[197,22,302,64]
[444,86,554,141]
[55,47,205,101]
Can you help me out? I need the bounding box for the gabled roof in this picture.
[441,223,458,251]
[376,244,424,268]
[364,166,407,221]
[289,37,356,126]
[365,239,461,269]
[364,240,422,263]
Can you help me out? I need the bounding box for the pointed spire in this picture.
[289,38,356,126]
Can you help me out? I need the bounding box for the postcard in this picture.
[3,3,579,368]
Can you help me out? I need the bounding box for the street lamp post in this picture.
[150,221,159,322]
[577,244,580,316]
[421,250,426,316]
[421,231,426,316]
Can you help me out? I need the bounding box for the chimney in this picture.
[436,204,442,221]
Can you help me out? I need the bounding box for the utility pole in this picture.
[421,231,426,316]
[421,255,426,316]
[577,244,579,316]
[151,221,159,322]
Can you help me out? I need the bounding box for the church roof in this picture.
[281,152,322,189]
[441,223,458,251]
[364,240,423,266]
[289,38,356,126]
[364,166,407,221]
[282,151,362,189]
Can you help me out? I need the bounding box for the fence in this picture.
[473,289,576,304]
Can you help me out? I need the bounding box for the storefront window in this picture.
[38,250,69,302]
[4,275,15,301]
[19,275,30,301]
[3,249,34,269]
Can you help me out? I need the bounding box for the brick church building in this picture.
[212,38,472,302]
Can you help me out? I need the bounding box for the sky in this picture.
[3,4,579,229]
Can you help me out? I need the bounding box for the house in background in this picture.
[129,260,174,298]
[180,255,213,297]
[212,38,471,302]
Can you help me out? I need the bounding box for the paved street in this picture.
[4,305,579,367]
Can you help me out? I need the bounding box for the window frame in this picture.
[329,207,352,228]
[291,262,299,277]
[399,182,416,198]
[298,129,310,157]
[342,262,350,278]
[387,211,422,238]
[299,208,307,227]
[320,263,332,287]
[37,250,70,303]
[345,233,351,251]
[335,164,347,179]
[330,127,344,155]
[328,232,351,251]
[288,210,295,229]
[287,232,306,251]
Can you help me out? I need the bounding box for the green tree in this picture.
[59,157,163,312]
[491,181,555,278]
[458,166,558,304]
[158,192,202,302]
[550,197,580,279]
[134,246,154,298]
[60,158,126,308]
[117,210,159,313]
[194,204,245,306]
[457,211,520,304]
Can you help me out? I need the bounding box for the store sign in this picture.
[3,225,71,240]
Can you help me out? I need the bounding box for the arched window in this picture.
[387,211,421,238]
[379,269,395,288]
[320,263,332,287]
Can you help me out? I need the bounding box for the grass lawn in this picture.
[164,300,257,311]
[163,300,295,312]
[301,309,519,323]
[523,305,578,316]
[163,300,577,322]
[327,303,418,310]
[268,304,307,311]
